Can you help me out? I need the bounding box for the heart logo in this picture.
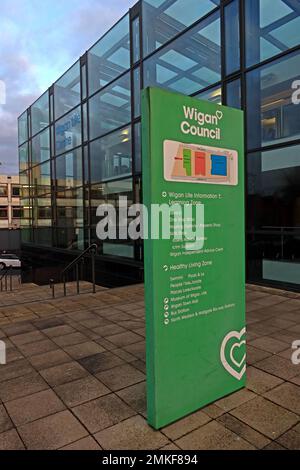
[220,328,246,381]
[216,110,223,121]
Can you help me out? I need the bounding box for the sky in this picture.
[0,0,134,174]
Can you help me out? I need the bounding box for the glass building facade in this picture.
[18,0,300,290]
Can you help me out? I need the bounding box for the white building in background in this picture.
[0,175,21,230]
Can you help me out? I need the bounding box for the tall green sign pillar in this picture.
[142,88,246,430]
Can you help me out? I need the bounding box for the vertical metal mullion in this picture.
[130,5,142,262]
[85,52,92,248]
[220,0,226,105]
[239,0,249,283]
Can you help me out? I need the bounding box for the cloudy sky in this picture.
[0,0,134,174]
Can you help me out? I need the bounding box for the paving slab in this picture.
[175,421,255,450]
[18,410,89,450]
[40,361,89,387]
[0,372,49,403]
[96,364,145,392]
[231,396,299,439]
[0,429,25,450]
[94,415,169,450]
[72,394,136,433]
[6,389,66,426]
[264,382,300,415]
[54,376,110,407]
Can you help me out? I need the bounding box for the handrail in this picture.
[52,243,98,298]
[0,265,10,283]
[0,265,13,292]
[61,244,98,277]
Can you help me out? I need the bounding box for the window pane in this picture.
[81,64,87,101]
[134,122,141,173]
[226,79,241,109]
[18,112,28,145]
[144,12,221,95]
[246,0,300,67]
[132,16,140,63]
[89,72,131,141]
[56,148,83,190]
[54,62,81,119]
[82,102,88,142]
[32,162,51,197]
[56,186,84,250]
[55,106,82,155]
[32,129,50,166]
[143,0,220,57]
[225,0,240,75]
[246,51,300,150]
[133,67,141,118]
[88,15,130,96]
[195,85,222,105]
[0,185,8,197]
[247,145,300,286]
[90,126,132,184]
[19,143,29,172]
[90,178,134,258]
[31,92,49,136]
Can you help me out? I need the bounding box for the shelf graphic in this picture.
[164,140,238,186]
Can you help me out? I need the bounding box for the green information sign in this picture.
[142,88,246,430]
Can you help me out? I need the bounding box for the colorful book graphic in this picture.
[164,140,238,186]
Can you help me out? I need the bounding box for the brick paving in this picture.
[0,283,300,450]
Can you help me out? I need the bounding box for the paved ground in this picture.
[0,283,300,450]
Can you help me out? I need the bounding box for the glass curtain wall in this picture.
[18,0,300,289]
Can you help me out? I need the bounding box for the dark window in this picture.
[224,0,240,75]
[226,79,241,110]
[12,186,21,197]
[246,50,300,150]
[0,206,8,218]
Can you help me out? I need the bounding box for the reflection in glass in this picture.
[56,148,83,190]
[19,143,29,172]
[32,162,51,197]
[196,85,222,105]
[247,51,300,150]
[134,122,142,173]
[144,12,221,95]
[54,62,81,119]
[90,126,132,184]
[143,0,219,57]
[88,15,130,96]
[224,0,240,75]
[31,92,49,136]
[247,145,300,286]
[32,129,50,166]
[18,112,28,145]
[90,178,134,258]
[246,0,300,67]
[55,106,82,155]
[226,79,241,109]
[89,72,131,140]
[132,16,140,64]
[56,186,84,250]
[133,67,141,118]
